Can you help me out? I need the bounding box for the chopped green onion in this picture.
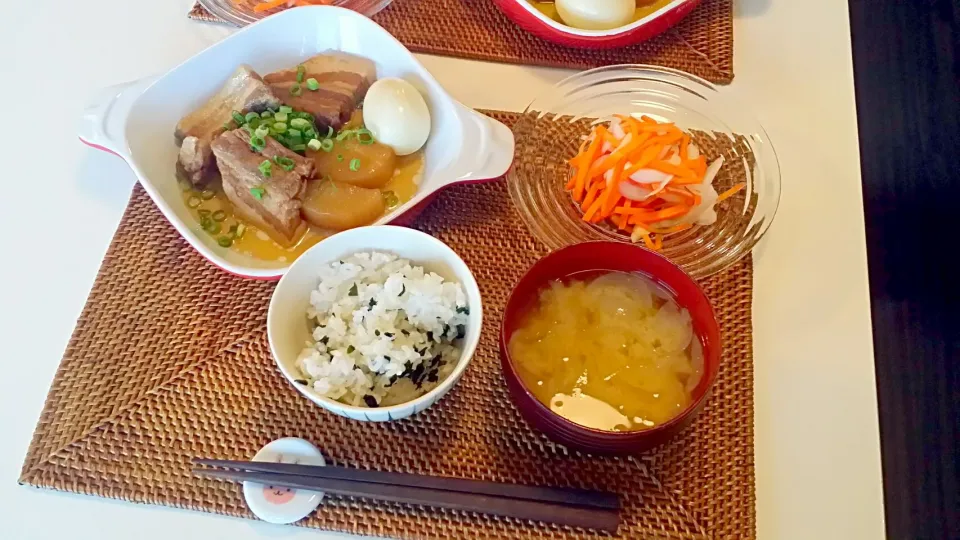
[320,138,334,152]
[200,190,216,200]
[244,111,260,122]
[247,117,261,130]
[274,112,289,123]
[279,106,293,114]
[198,209,211,218]
[336,129,353,141]
[291,143,307,152]
[202,217,221,234]
[235,223,246,238]
[250,135,266,152]
[382,190,399,209]
[325,126,334,138]
[296,64,306,83]
[349,158,361,172]
[272,121,287,132]
[255,126,270,139]
[357,128,375,145]
[258,160,272,178]
[337,154,344,162]
[231,111,245,125]
[250,186,266,200]
[307,138,323,151]
[212,210,227,222]
[187,196,202,209]
[260,110,274,119]
[273,155,295,171]
[289,83,302,97]
[306,78,320,91]
[289,118,311,130]
[217,236,233,248]
[287,128,302,139]
[303,128,317,140]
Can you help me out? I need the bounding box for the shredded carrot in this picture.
[717,182,746,202]
[253,0,287,11]
[571,134,603,202]
[623,144,663,177]
[618,201,633,231]
[582,196,604,222]
[581,180,605,211]
[586,136,645,179]
[563,116,729,251]
[600,160,626,217]
[641,233,656,250]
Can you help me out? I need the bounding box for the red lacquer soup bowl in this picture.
[492,0,701,49]
[499,241,721,454]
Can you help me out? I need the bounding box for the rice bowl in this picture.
[268,225,482,422]
[296,251,469,407]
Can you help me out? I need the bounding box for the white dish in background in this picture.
[267,226,482,421]
[78,6,514,279]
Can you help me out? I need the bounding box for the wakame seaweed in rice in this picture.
[295,251,469,407]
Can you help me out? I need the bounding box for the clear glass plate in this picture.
[198,0,394,27]
[507,65,781,279]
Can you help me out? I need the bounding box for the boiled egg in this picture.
[555,0,635,31]
[362,78,431,156]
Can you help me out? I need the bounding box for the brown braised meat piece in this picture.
[211,129,314,245]
[176,65,281,185]
[264,52,376,131]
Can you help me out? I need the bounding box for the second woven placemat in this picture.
[189,0,734,84]
[21,111,754,538]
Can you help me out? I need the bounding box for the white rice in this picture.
[295,251,469,407]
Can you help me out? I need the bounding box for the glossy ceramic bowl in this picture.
[199,0,393,28]
[507,64,780,280]
[499,241,720,454]
[78,6,513,279]
[268,226,483,422]
[492,0,699,49]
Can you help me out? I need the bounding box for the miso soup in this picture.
[508,272,703,432]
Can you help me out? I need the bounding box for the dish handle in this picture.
[78,76,157,159]
[450,105,516,184]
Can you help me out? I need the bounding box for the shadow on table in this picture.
[734,0,772,18]
[75,147,138,208]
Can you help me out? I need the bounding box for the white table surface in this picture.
[0,0,885,538]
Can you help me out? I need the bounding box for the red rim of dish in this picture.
[491,0,702,48]
[499,241,722,444]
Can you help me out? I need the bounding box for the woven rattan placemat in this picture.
[188,0,734,84]
[21,111,754,538]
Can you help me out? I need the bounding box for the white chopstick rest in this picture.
[243,437,326,524]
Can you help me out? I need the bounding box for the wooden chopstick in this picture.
[193,468,619,531]
[193,458,619,511]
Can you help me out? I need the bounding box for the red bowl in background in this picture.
[499,241,721,454]
[492,0,700,49]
